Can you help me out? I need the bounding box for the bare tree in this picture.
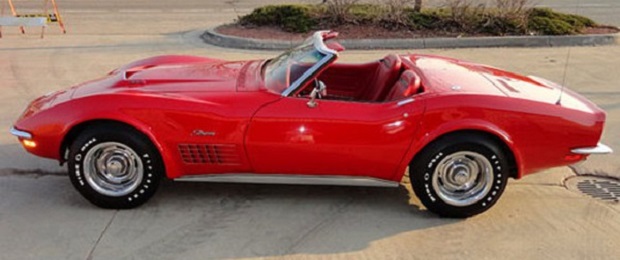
[383,0,416,25]
[324,0,360,22]
[414,0,423,12]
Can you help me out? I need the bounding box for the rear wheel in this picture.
[68,124,163,208]
[410,133,509,218]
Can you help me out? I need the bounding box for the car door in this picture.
[245,96,425,180]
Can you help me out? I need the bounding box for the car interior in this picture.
[315,54,424,103]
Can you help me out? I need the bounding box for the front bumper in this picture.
[10,126,32,139]
[571,143,613,155]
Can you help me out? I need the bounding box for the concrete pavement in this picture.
[2,169,620,259]
[1,1,620,259]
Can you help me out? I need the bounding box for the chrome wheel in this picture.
[83,142,143,197]
[432,151,493,207]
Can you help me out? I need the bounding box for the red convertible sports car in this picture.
[11,31,612,217]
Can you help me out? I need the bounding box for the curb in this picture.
[202,28,619,50]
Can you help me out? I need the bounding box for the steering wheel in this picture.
[313,79,327,99]
[306,79,327,108]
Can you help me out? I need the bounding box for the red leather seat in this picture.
[385,70,422,102]
[363,54,402,101]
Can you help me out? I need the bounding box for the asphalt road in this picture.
[1,1,620,259]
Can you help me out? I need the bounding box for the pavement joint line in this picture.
[221,8,253,12]
[63,9,108,14]
[171,9,209,13]
[510,182,565,188]
[118,9,164,13]
[283,196,355,254]
[202,27,620,50]
[86,210,118,260]
[0,168,66,177]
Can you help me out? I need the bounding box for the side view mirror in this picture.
[307,79,327,108]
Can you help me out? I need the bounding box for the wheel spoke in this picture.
[83,142,143,197]
[432,151,493,207]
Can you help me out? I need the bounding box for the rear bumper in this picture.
[571,143,613,155]
[10,126,32,139]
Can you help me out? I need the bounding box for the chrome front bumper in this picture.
[9,127,32,139]
[571,143,613,155]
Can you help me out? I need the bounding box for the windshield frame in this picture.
[263,31,339,97]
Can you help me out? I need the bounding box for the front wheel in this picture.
[68,124,163,209]
[410,134,509,218]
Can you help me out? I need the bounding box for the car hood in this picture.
[409,54,562,104]
[73,58,256,98]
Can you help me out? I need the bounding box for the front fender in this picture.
[62,114,184,180]
[15,93,185,179]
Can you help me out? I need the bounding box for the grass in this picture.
[237,4,606,36]
[238,5,318,33]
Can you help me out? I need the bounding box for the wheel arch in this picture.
[398,127,522,181]
[421,130,517,176]
[59,118,179,179]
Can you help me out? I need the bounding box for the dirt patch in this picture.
[583,25,620,35]
[217,23,619,41]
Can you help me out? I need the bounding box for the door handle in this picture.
[397,98,414,106]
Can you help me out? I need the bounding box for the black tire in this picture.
[67,124,163,209]
[410,133,509,218]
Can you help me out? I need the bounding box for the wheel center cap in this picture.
[454,170,469,185]
[107,160,123,176]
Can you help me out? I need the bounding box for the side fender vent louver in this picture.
[178,144,241,165]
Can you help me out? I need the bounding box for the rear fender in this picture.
[394,119,523,181]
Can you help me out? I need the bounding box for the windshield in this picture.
[263,32,338,96]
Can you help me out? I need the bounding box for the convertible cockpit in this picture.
[317,54,424,102]
[264,30,424,103]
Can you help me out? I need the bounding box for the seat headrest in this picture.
[396,70,422,97]
[385,70,422,102]
[381,54,402,68]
